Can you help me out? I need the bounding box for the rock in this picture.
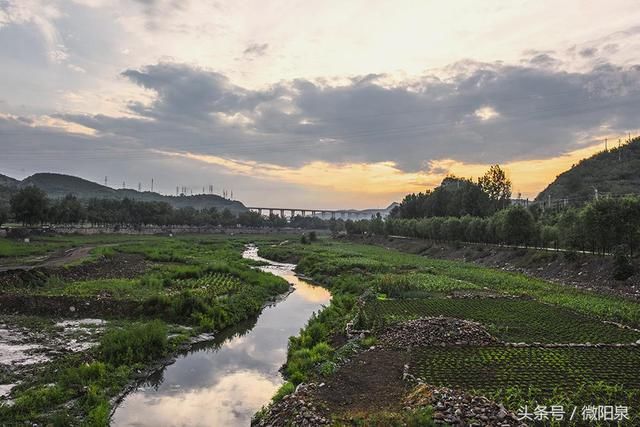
[378,316,499,349]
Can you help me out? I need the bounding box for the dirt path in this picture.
[0,245,99,272]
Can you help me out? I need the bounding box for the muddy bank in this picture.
[0,253,149,289]
[346,235,640,299]
[0,294,140,318]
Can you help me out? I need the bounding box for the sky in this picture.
[1,0,640,209]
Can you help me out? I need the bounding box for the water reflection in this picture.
[111,244,331,427]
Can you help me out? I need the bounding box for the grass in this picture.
[0,237,68,259]
[0,320,177,425]
[3,235,290,330]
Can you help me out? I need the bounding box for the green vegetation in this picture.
[410,346,640,398]
[3,235,290,330]
[260,238,640,422]
[537,136,640,202]
[364,298,640,343]
[262,240,640,325]
[0,234,295,424]
[0,321,177,425]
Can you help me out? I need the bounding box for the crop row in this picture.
[410,346,640,395]
[173,272,244,295]
[365,298,640,344]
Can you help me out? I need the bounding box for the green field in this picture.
[411,347,640,393]
[258,238,640,424]
[364,298,640,344]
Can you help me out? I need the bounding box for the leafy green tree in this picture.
[540,225,559,249]
[220,208,236,226]
[51,194,85,224]
[10,186,49,226]
[497,205,536,245]
[0,206,8,227]
[478,165,512,211]
[368,213,385,236]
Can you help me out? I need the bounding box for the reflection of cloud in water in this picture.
[112,245,332,426]
[294,282,332,303]
[114,371,280,426]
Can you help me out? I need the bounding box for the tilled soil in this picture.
[378,316,500,349]
[51,253,149,281]
[0,294,140,317]
[314,349,410,415]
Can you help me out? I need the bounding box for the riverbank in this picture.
[111,243,330,426]
[256,238,640,425]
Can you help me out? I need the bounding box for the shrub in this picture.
[100,321,168,366]
[613,246,635,281]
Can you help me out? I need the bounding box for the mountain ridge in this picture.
[0,172,247,213]
[536,136,640,203]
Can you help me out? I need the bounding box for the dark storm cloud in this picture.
[51,60,640,171]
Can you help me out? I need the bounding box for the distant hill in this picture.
[536,137,640,203]
[0,172,247,213]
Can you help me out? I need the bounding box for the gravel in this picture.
[404,383,527,426]
[253,383,330,427]
[378,316,499,349]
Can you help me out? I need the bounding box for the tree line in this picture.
[391,165,512,219]
[345,163,639,257]
[0,186,339,230]
[346,196,640,257]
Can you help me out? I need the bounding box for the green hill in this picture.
[536,137,640,203]
[0,172,247,213]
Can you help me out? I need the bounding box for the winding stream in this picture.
[111,245,331,426]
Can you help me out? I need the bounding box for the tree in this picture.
[478,165,512,211]
[0,206,8,227]
[497,205,536,245]
[10,186,49,226]
[368,213,385,236]
[52,194,84,224]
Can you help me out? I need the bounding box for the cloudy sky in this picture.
[1,0,640,209]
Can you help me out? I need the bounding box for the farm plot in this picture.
[410,346,640,395]
[364,298,640,344]
[172,272,245,296]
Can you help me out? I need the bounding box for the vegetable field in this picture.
[365,298,640,344]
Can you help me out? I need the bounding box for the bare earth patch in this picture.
[378,316,499,349]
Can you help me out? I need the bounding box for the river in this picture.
[111,245,331,426]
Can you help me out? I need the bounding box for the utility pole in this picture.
[151,178,154,192]
[604,138,608,151]
[619,139,622,161]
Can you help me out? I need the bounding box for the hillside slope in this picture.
[0,172,247,213]
[536,137,640,202]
